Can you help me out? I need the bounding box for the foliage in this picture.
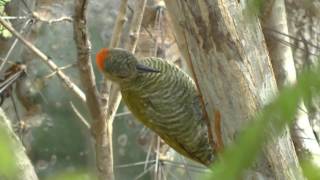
[302,160,320,180]
[202,66,320,179]
[0,126,16,179]
[0,0,10,7]
[246,0,265,16]
[0,0,12,38]
[46,171,97,180]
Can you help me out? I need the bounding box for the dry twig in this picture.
[0,18,86,103]
[0,19,32,72]
[69,101,90,129]
[32,12,72,24]
[109,0,128,48]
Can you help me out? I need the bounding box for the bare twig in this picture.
[144,137,154,170]
[109,0,128,48]
[116,160,156,168]
[126,0,147,52]
[43,63,77,79]
[32,12,73,24]
[134,164,155,180]
[115,111,131,117]
[263,27,320,51]
[19,0,33,14]
[73,0,113,180]
[0,19,31,72]
[69,102,90,129]
[181,157,192,180]
[0,18,86,102]
[154,136,161,180]
[0,16,29,20]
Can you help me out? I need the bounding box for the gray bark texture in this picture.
[262,0,320,167]
[285,0,320,163]
[0,109,38,180]
[164,0,303,179]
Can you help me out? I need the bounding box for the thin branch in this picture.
[0,19,31,72]
[115,160,156,168]
[32,12,73,24]
[0,18,86,102]
[43,63,77,79]
[263,27,320,51]
[134,164,155,180]
[154,137,160,180]
[181,157,192,180]
[126,0,147,52]
[0,16,29,20]
[19,0,33,14]
[109,0,128,47]
[69,101,90,129]
[165,165,180,180]
[144,136,154,170]
[267,31,319,57]
[115,111,131,117]
[0,58,17,65]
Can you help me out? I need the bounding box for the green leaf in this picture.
[1,27,12,38]
[47,171,97,180]
[302,160,320,180]
[0,129,17,178]
[0,0,12,38]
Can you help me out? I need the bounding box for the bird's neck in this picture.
[118,73,151,91]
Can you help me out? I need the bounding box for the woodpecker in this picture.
[96,48,214,166]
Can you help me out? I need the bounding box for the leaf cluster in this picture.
[0,0,12,38]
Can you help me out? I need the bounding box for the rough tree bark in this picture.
[164,0,303,179]
[0,109,38,180]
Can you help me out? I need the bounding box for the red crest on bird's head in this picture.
[96,48,109,71]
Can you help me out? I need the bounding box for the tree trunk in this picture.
[0,109,38,180]
[262,0,320,167]
[164,0,303,179]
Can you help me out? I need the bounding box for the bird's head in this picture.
[95,48,159,83]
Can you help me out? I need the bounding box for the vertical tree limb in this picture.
[262,0,320,166]
[73,0,113,179]
[109,0,128,48]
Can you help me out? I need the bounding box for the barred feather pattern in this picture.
[120,57,214,165]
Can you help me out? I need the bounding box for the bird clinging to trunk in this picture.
[96,48,214,166]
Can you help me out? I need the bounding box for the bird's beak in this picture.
[136,63,160,73]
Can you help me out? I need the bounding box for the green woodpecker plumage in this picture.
[96,48,214,165]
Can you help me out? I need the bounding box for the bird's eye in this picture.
[104,59,112,72]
